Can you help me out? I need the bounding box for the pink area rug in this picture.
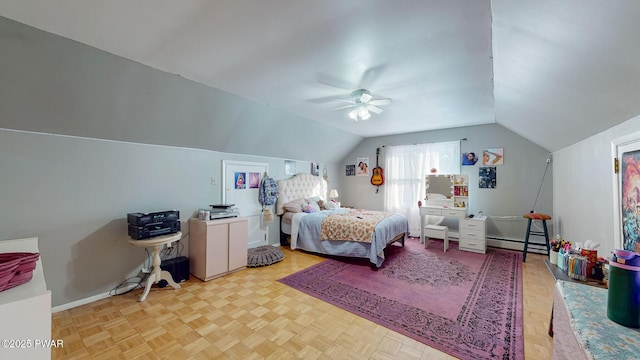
[278,238,524,360]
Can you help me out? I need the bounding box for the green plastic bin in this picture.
[607,250,640,328]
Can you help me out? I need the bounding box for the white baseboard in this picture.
[487,236,547,255]
[51,291,114,313]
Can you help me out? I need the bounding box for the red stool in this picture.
[522,212,551,262]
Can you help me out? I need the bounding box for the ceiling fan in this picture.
[334,89,392,121]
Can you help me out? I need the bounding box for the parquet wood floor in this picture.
[52,242,555,359]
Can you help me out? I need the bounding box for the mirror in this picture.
[426,175,453,199]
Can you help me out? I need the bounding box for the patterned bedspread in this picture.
[291,209,408,267]
[320,209,392,243]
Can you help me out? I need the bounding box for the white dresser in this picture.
[0,237,51,360]
[459,217,487,254]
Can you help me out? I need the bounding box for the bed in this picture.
[276,173,408,268]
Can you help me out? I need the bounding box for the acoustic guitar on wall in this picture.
[371,148,384,190]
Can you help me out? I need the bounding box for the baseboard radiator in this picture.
[428,231,547,255]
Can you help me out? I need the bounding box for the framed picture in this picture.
[462,152,478,166]
[234,172,246,189]
[479,167,497,189]
[346,165,356,176]
[356,157,369,176]
[482,148,504,166]
[285,160,296,176]
[310,162,320,176]
[249,172,260,189]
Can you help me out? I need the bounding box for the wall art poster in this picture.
[311,162,320,176]
[249,172,260,189]
[482,148,504,166]
[621,150,640,251]
[346,165,356,176]
[234,172,246,189]
[285,160,296,176]
[356,157,369,176]
[479,167,496,189]
[462,152,478,166]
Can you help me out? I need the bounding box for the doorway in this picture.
[613,132,640,252]
[222,160,269,248]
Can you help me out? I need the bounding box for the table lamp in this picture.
[329,189,339,207]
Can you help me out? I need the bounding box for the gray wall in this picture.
[0,16,352,308]
[0,129,342,307]
[0,15,362,164]
[338,124,553,245]
[554,114,640,259]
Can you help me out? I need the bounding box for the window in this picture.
[384,141,460,236]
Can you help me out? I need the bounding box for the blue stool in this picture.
[522,213,551,262]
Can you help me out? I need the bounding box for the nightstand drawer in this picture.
[460,230,484,241]
[460,237,485,252]
[460,218,485,231]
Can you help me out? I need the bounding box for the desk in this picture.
[553,281,640,360]
[419,206,466,244]
[129,232,182,302]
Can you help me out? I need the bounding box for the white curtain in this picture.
[384,141,460,236]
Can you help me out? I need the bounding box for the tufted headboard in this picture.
[276,173,328,215]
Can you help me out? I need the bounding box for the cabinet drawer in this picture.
[460,230,485,241]
[441,209,465,217]
[422,208,442,215]
[460,237,485,251]
[460,219,484,231]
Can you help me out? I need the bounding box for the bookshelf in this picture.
[453,174,469,208]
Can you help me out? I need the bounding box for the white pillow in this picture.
[323,201,338,210]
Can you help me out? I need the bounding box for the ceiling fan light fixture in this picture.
[338,88,390,121]
[359,107,371,120]
[348,108,359,120]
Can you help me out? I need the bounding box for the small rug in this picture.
[278,238,523,360]
[247,245,285,267]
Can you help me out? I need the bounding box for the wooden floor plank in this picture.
[52,243,555,359]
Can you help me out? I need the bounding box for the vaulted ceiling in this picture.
[1,0,639,152]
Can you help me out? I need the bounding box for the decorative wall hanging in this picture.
[249,172,260,189]
[462,152,478,166]
[234,172,246,189]
[346,165,356,176]
[621,150,640,251]
[310,162,320,176]
[479,167,496,188]
[356,157,369,176]
[285,160,296,176]
[482,148,504,166]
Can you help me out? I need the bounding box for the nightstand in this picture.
[459,217,486,254]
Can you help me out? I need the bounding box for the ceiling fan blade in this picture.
[360,92,372,103]
[369,98,392,106]
[307,94,353,104]
[335,98,356,104]
[334,104,357,111]
[357,64,388,89]
[366,104,384,114]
